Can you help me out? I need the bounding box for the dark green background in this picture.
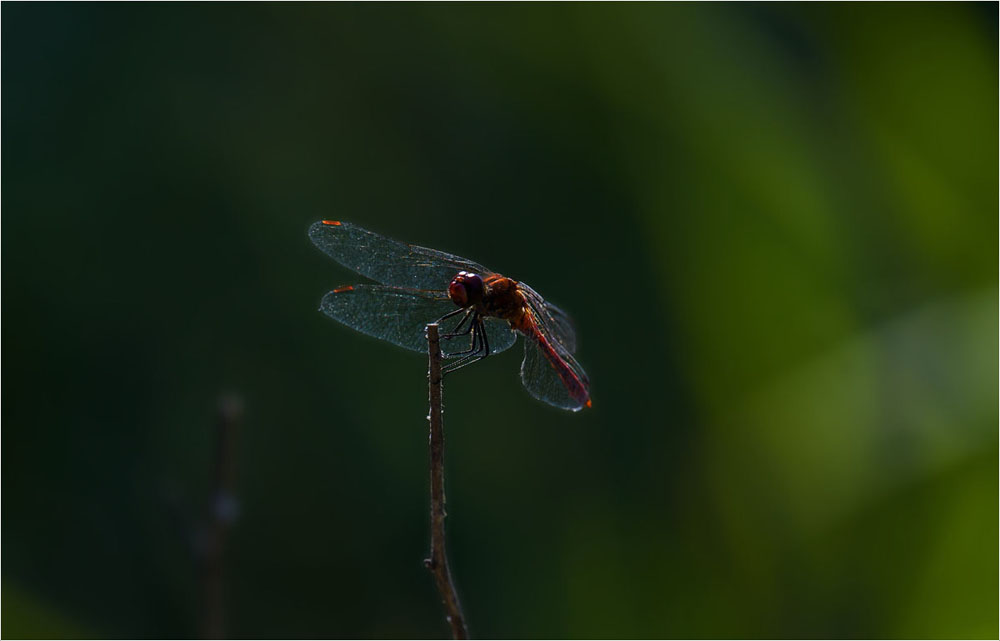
[3,3,997,638]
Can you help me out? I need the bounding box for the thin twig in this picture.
[200,393,243,639]
[424,323,469,639]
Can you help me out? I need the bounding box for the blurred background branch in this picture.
[199,394,243,640]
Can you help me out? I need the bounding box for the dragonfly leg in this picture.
[443,312,480,357]
[479,318,490,355]
[442,322,483,373]
[433,307,477,358]
[442,318,490,375]
[443,342,479,358]
[434,307,467,327]
[442,350,483,374]
[441,308,474,339]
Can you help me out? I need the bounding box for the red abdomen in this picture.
[523,320,591,407]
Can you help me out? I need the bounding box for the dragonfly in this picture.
[309,220,591,411]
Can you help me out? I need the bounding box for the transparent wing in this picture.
[309,220,494,290]
[480,317,518,356]
[320,285,456,355]
[518,283,578,354]
[320,284,515,357]
[541,301,577,354]
[520,335,591,412]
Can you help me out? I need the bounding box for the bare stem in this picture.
[201,393,242,640]
[425,323,469,639]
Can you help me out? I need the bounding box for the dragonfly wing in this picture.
[520,331,590,412]
[480,317,517,355]
[518,283,578,354]
[541,301,577,354]
[309,221,494,290]
[320,285,459,355]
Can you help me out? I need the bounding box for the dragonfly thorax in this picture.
[449,272,528,325]
[448,271,484,308]
[479,275,529,326]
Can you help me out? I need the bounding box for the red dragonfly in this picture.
[309,220,591,411]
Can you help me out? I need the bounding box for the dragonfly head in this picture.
[448,271,484,308]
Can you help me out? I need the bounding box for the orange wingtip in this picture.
[321,220,342,226]
[333,285,354,293]
[585,399,593,409]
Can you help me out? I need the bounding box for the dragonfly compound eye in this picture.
[448,272,484,307]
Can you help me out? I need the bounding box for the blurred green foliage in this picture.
[3,3,996,638]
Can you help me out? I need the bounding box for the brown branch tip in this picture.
[425,323,469,639]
